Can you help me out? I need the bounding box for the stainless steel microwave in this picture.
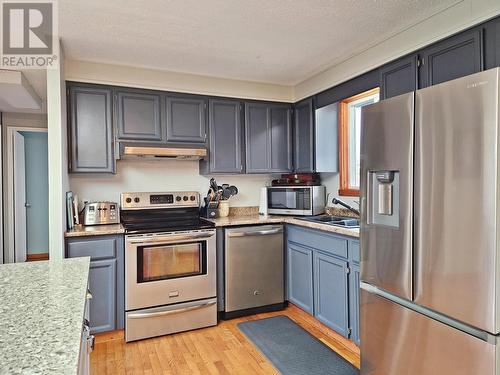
[267,186,326,216]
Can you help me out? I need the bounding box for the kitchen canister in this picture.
[218,201,230,217]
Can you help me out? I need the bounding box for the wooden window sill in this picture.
[338,188,359,197]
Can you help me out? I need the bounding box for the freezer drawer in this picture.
[360,92,414,300]
[125,298,217,342]
[360,289,497,375]
[414,69,500,334]
[225,225,284,312]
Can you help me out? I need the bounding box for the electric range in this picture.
[120,191,217,342]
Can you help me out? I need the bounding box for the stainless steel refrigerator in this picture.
[360,68,500,374]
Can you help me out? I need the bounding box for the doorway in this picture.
[6,127,49,263]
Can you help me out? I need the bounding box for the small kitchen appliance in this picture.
[120,191,217,342]
[83,202,119,226]
[266,185,325,216]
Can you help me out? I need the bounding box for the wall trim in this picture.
[64,60,294,103]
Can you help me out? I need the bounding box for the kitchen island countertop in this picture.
[0,257,90,375]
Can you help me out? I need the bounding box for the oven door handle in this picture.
[127,301,216,319]
[227,228,283,237]
[128,232,214,245]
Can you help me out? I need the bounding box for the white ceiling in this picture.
[59,0,459,85]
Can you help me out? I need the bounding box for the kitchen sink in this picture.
[298,215,360,228]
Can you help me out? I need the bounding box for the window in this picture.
[339,88,380,196]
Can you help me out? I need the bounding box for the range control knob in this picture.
[190,195,196,201]
[183,196,189,201]
[175,196,182,202]
[125,197,132,204]
[134,197,140,203]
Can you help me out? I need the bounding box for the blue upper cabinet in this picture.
[419,28,483,88]
[200,99,243,174]
[293,98,315,172]
[245,102,293,173]
[115,89,163,142]
[269,104,293,172]
[380,55,418,100]
[68,84,115,173]
[484,16,500,70]
[245,102,269,173]
[165,95,207,144]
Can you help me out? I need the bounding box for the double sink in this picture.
[298,215,360,228]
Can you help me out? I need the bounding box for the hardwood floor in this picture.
[91,304,360,374]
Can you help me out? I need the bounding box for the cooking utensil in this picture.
[210,178,218,192]
[222,189,232,200]
[228,186,238,196]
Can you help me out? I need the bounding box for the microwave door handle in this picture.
[128,232,215,245]
[127,301,217,319]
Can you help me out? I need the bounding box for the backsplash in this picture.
[69,159,277,207]
[69,159,344,208]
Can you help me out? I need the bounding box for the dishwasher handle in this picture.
[227,227,283,238]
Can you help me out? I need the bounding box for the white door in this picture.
[13,132,26,263]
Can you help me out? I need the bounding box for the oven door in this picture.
[125,230,216,310]
[267,187,312,215]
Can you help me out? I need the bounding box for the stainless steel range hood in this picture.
[121,145,207,160]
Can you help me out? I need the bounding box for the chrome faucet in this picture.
[331,197,360,216]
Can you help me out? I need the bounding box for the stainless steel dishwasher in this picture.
[224,225,285,318]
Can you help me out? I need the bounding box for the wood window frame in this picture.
[338,87,380,197]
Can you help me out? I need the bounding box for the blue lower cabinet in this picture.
[286,225,360,345]
[287,242,314,314]
[66,235,124,334]
[88,259,117,333]
[349,263,361,345]
[313,252,349,337]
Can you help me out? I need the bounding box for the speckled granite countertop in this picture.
[208,214,359,238]
[65,223,125,238]
[64,213,358,238]
[0,257,90,375]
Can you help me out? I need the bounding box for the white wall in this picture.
[69,160,277,208]
[47,42,68,260]
[320,173,359,207]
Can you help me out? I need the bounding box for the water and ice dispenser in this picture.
[368,171,399,228]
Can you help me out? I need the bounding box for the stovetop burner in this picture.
[120,191,215,234]
[122,218,215,235]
